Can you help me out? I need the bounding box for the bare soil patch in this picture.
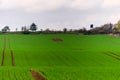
[30,70,46,80]
[52,38,63,42]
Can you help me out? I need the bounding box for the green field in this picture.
[1,34,120,80]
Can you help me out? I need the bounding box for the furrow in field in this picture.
[109,52,120,57]
[1,37,6,66]
[11,50,15,66]
[1,50,5,66]
[104,52,120,61]
[2,71,4,80]
[8,70,10,80]
[20,73,25,80]
[30,70,46,80]
[8,38,15,66]
[14,72,18,80]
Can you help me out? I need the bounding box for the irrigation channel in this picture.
[0,37,46,80]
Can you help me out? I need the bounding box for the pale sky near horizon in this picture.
[0,0,120,31]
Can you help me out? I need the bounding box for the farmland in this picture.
[1,34,120,79]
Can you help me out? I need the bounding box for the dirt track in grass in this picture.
[1,37,6,66]
[30,70,46,80]
[8,38,15,66]
[104,52,120,61]
[1,37,47,80]
[1,37,15,66]
[11,50,15,66]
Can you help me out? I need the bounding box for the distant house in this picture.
[1,26,10,32]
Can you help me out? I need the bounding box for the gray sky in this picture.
[0,0,120,31]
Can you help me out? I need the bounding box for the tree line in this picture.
[2,20,120,34]
[1,23,87,34]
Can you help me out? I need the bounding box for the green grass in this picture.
[1,34,120,79]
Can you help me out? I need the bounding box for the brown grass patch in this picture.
[52,38,63,42]
[30,70,46,80]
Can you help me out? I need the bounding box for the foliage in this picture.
[88,23,114,34]
[63,28,67,33]
[30,23,37,31]
[22,31,30,34]
[90,24,94,28]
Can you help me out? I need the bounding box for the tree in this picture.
[63,28,67,33]
[90,24,94,29]
[21,26,24,31]
[100,23,113,33]
[45,28,50,32]
[21,26,30,34]
[30,23,37,31]
[16,28,18,32]
[115,20,120,32]
[89,23,113,34]
[1,26,10,32]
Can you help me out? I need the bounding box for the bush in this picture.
[22,31,30,34]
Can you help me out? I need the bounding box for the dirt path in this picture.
[1,37,6,66]
[30,70,46,80]
[8,38,15,66]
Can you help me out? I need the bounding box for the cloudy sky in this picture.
[0,0,120,31]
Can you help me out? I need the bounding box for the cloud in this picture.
[81,12,120,29]
[67,0,102,10]
[0,0,103,12]
[0,0,66,12]
[102,0,120,8]
[1,0,119,12]
[0,0,119,31]
[25,0,66,12]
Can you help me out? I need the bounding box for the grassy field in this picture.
[1,34,120,80]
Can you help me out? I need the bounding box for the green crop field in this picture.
[1,34,120,80]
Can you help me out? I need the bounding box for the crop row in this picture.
[0,69,34,80]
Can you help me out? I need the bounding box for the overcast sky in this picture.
[0,0,120,31]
